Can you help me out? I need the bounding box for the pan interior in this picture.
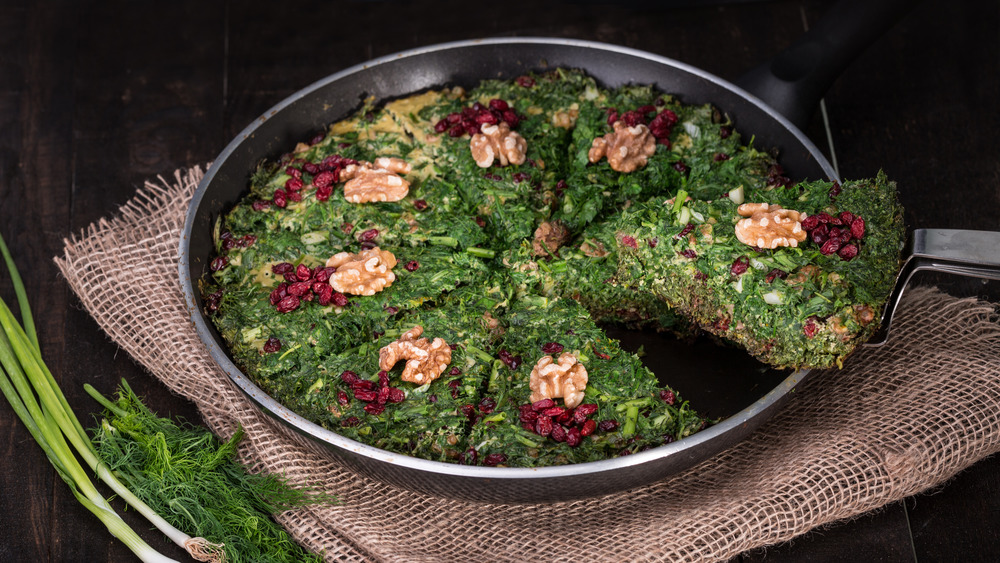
[180,38,831,499]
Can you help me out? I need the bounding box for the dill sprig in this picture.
[87,381,332,563]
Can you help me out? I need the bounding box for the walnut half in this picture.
[379,326,452,385]
[326,247,397,296]
[341,157,412,203]
[734,203,808,249]
[532,220,570,257]
[529,352,588,409]
[588,121,656,173]
[469,122,527,168]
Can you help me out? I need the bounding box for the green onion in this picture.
[0,231,222,562]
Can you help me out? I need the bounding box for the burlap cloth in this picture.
[54,166,1000,562]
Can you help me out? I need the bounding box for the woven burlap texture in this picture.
[54,167,1000,562]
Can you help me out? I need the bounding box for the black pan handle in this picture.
[736,0,919,130]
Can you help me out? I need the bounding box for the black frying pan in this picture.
[179,1,915,502]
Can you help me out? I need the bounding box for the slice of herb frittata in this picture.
[613,172,905,369]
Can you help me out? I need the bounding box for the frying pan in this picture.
[179,1,995,503]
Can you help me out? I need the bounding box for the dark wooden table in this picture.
[2,1,998,561]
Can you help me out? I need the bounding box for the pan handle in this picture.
[735,0,919,131]
[866,229,1000,346]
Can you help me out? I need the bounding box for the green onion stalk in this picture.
[0,232,224,563]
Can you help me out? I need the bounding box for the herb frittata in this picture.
[202,69,904,467]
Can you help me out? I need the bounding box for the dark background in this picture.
[2,1,998,561]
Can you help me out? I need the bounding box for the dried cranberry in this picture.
[512,172,530,183]
[606,109,619,126]
[262,337,282,353]
[801,215,820,231]
[680,249,697,259]
[413,199,428,211]
[672,161,689,174]
[477,397,496,414]
[829,181,842,199]
[340,370,361,386]
[515,75,535,88]
[331,292,348,307]
[359,228,379,243]
[541,342,563,354]
[272,189,288,208]
[384,305,398,315]
[474,111,498,126]
[313,267,335,283]
[313,171,336,189]
[803,317,819,338]
[449,367,461,376]
[285,177,304,192]
[364,403,385,415]
[285,166,302,179]
[820,238,841,255]
[302,162,320,175]
[352,379,377,392]
[268,284,286,305]
[275,295,300,313]
[519,408,539,424]
[287,191,303,202]
[811,224,830,244]
[498,349,521,370]
[475,216,486,228]
[573,404,598,423]
[580,419,597,436]
[501,110,520,128]
[448,379,461,399]
[659,389,676,405]
[542,406,566,418]
[460,448,478,465]
[850,216,866,239]
[360,241,377,251]
[621,110,645,127]
[354,389,378,402]
[210,256,228,272]
[376,386,391,405]
[713,152,730,162]
[621,235,638,249]
[531,398,555,411]
[428,394,438,403]
[719,125,732,139]
[337,391,350,405]
[594,351,611,360]
[765,269,788,283]
[483,453,507,466]
[675,223,695,239]
[730,256,749,276]
[287,282,311,297]
[550,424,568,443]
[252,199,271,211]
[378,370,390,388]
[598,419,620,432]
[648,237,659,248]
[565,426,582,447]
[556,409,574,425]
[341,416,361,427]
[838,243,859,260]
[448,124,465,137]
[658,109,679,128]
[535,416,554,437]
[434,118,449,133]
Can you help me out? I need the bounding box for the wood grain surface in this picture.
[1,1,997,561]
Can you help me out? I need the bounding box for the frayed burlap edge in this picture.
[55,167,1000,562]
